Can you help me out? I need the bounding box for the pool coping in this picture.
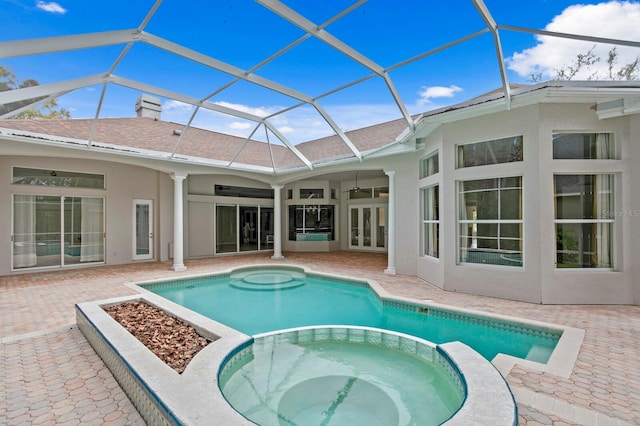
[75,263,584,425]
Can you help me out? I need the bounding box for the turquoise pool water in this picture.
[146,268,559,362]
[219,328,465,426]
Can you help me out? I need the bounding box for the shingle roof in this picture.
[0,112,410,171]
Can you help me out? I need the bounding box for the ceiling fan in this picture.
[344,171,371,195]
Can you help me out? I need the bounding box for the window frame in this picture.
[420,151,439,179]
[456,135,523,169]
[457,176,523,267]
[552,132,616,160]
[553,173,615,269]
[421,185,439,258]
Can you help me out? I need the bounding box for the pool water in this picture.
[219,331,464,426]
[147,269,559,362]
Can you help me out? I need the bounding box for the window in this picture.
[13,195,104,269]
[457,136,523,168]
[420,152,439,178]
[288,205,335,241]
[12,167,105,189]
[214,185,274,199]
[553,133,615,159]
[300,188,324,199]
[422,186,439,258]
[349,186,388,199]
[554,175,614,268]
[458,177,523,267]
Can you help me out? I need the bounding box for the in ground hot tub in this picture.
[218,326,467,426]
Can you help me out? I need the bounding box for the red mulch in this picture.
[103,302,212,374]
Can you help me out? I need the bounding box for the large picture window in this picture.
[554,175,614,268]
[13,195,104,269]
[288,205,335,241]
[422,186,439,258]
[458,177,523,267]
[457,136,523,168]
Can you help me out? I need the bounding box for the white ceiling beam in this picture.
[263,121,313,170]
[0,30,140,59]
[256,0,413,127]
[109,75,264,122]
[472,0,511,108]
[0,74,106,104]
[0,91,70,119]
[312,101,362,159]
[499,24,640,49]
[140,32,314,104]
[257,0,384,75]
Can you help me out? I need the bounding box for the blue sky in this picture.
[1,0,640,143]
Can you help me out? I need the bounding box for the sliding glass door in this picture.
[216,204,273,254]
[13,195,104,269]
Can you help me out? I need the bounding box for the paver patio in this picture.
[2,252,638,425]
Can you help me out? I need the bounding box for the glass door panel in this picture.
[260,207,274,251]
[363,207,372,247]
[240,206,258,252]
[13,195,61,269]
[376,206,386,248]
[64,197,104,265]
[133,199,153,260]
[216,205,237,254]
[350,208,359,246]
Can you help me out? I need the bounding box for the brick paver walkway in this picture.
[1,252,638,425]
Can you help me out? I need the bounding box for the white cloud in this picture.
[163,99,193,113]
[416,85,463,106]
[507,1,640,80]
[36,1,66,14]
[214,101,275,118]
[228,121,251,130]
[278,126,295,134]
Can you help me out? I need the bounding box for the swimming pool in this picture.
[144,266,560,363]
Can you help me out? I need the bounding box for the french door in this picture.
[348,205,387,251]
[133,199,153,260]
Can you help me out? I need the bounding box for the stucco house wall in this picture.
[415,103,637,304]
[0,155,170,275]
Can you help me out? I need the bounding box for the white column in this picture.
[384,170,396,275]
[171,174,187,271]
[271,184,285,260]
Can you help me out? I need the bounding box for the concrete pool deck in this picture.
[1,251,639,425]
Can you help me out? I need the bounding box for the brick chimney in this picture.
[135,94,162,120]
